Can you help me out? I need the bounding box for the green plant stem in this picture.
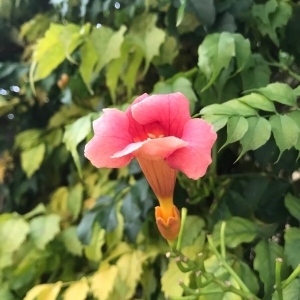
[281,264,300,289]
[220,221,226,259]
[176,208,188,251]
[275,258,283,300]
[207,235,253,295]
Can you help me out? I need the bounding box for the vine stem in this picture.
[220,221,226,259]
[281,264,300,289]
[275,258,283,300]
[207,235,260,300]
[176,208,188,251]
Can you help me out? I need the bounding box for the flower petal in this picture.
[167,119,217,179]
[84,108,133,168]
[130,92,191,137]
[112,136,187,160]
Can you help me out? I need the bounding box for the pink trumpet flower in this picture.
[84,93,217,241]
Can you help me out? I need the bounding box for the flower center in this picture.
[145,122,165,139]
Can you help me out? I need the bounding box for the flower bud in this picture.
[155,205,181,241]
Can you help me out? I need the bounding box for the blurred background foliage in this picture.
[1,0,300,299]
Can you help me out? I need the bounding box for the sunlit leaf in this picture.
[161,260,191,298]
[84,223,105,261]
[60,226,83,256]
[21,143,45,178]
[64,277,89,300]
[238,93,276,112]
[116,250,144,299]
[91,263,118,300]
[63,113,93,177]
[0,214,29,269]
[201,114,229,132]
[24,282,62,300]
[198,32,235,90]
[127,13,166,72]
[254,82,297,106]
[29,214,61,249]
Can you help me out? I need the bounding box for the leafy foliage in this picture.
[1,0,300,300]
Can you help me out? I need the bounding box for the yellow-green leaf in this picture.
[91,263,118,300]
[21,143,46,178]
[64,278,89,300]
[127,13,166,72]
[116,250,144,299]
[24,282,62,300]
[29,214,61,249]
[161,259,191,298]
[60,226,83,256]
[0,214,29,269]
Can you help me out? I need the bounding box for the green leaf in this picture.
[240,54,271,90]
[63,113,93,177]
[238,93,276,112]
[15,129,42,150]
[186,0,216,26]
[237,116,271,161]
[269,114,299,160]
[200,104,236,115]
[201,115,228,132]
[0,283,15,300]
[116,250,144,299]
[23,203,46,220]
[284,194,300,221]
[284,227,300,269]
[79,39,98,94]
[29,214,61,249]
[91,264,118,300]
[60,226,83,256]
[21,143,46,178]
[67,183,83,221]
[127,13,166,72]
[161,260,191,297]
[153,36,179,65]
[84,222,105,261]
[198,32,235,90]
[180,216,205,248]
[0,214,29,269]
[213,217,259,248]
[287,111,300,157]
[122,47,144,98]
[32,24,86,81]
[80,25,126,94]
[221,116,248,150]
[272,279,300,300]
[223,100,257,116]
[176,0,188,26]
[253,240,288,297]
[255,82,297,106]
[233,34,251,73]
[106,43,129,102]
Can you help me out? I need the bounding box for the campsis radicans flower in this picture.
[84,93,217,241]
